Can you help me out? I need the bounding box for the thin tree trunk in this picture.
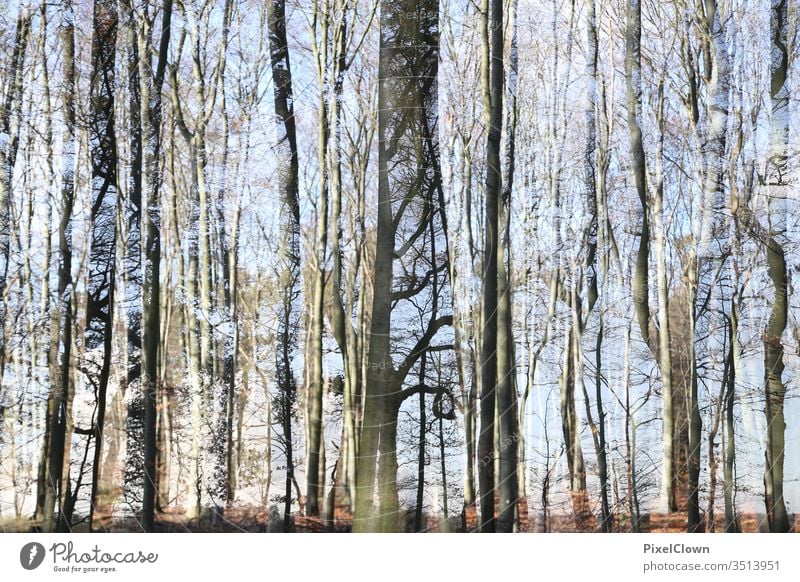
[415,354,428,531]
[266,0,302,531]
[35,1,58,520]
[306,0,331,516]
[622,324,639,531]
[439,419,449,523]
[0,4,32,408]
[724,302,739,532]
[86,0,118,532]
[354,0,443,533]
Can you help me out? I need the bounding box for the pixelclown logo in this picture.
[20,542,46,570]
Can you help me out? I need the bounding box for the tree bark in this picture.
[0,4,32,410]
[305,0,332,517]
[354,0,444,532]
[138,0,173,532]
[762,0,790,534]
[495,0,519,533]
[43,0,77,533]
[477,0,502,534]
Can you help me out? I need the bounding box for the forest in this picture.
[0,0,797,533]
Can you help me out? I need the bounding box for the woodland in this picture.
[0,0,798,533]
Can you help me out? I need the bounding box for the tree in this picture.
[495,0,519,534]
[353,0,449,533]
[133,0,174,532]
[581,0,610,531]
[477,0,502,534]
[43,0,77,533]
[761,0,791,534]
[266,0,302,531]
[86,0,118,531]
[624,0,681,516]
[0,4,32,416]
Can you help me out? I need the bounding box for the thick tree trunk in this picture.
[624,0,679,514]
[495,0,519,533]
[0,4,32,407]
[138,0,173,532]
[762,0,790,534]
[117,0,145,515]
[352,16,394,527]
[354,0,444,533]
[43,1,77,533]
[583,0,611,532]
[561,311,587,525]
[689,0,729,532]
[477,0,502,534]
[215,0,236,508]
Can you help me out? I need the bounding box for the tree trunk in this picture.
[354,0,444,533]
[34,2,56,520]
[138,0,173,532]
[477,0,502,534]
[266,0,302,531]
[762,0,790,534]
[352,8,394,526]
[583,0,610,532]
[305,1,331,516]
[724,303,739,532]
[86,0,118,532]
[495,0,518,533]
[0,4,32,410]
[42,0,77,533]
[415,354,428,531]
[561,307,587,525]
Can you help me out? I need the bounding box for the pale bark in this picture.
[137,0,173,532]
[477,0,502,533]
[496,0,518,533]
[305,0,332,517]
[43,0,77,533]
[0,4,32,405]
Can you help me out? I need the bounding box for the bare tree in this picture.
[761,0,791,534]
[266,0,302,531]
[86,0,118,531]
